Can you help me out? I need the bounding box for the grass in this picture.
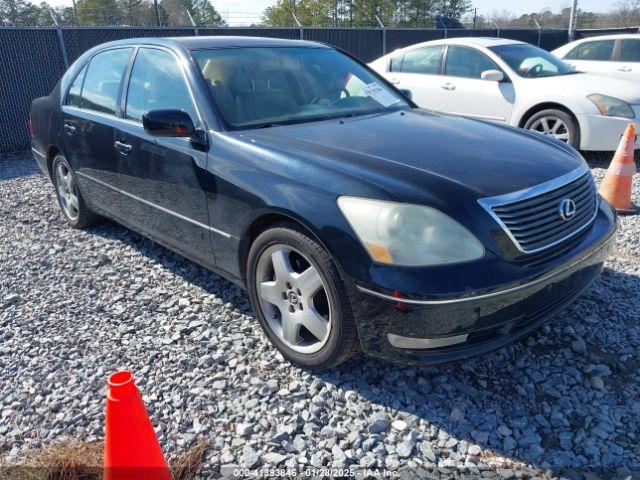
[0,440,209,480]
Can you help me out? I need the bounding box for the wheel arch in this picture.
[516,102,582,148]
[517,102,579,130]
[238,209,335,282]
[46,145,63,177]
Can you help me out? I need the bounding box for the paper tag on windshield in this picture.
[361,82,397,107]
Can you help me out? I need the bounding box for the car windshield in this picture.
[490,44,577,78]
[192,47,410,129]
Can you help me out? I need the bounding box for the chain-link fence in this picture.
[0,25,615,154]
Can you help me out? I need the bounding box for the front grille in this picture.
[479,167,598,254]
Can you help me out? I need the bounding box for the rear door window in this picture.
[399,46,443,74]
[80,48,132,115]
[574,40,615,61]
[125,48,196,122]
[621,39,640,62]
[66,64,88,107]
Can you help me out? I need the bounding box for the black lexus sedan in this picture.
[30,37,616,369]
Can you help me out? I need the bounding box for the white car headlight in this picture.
[587,94,635,119]
[337,197,484,266]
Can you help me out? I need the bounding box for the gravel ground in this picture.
[1,150,639,479]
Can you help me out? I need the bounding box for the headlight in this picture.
[587,94,635,118]
[337,197,484,266]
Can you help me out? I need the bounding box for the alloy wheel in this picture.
[529,116,571,143]
[55,162,80,220]
[255,244,332,354]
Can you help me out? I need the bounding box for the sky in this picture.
[43,0,614,20]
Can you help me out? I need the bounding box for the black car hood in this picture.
[239,109,585,199]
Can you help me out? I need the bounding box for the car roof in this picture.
[570,33,640,42]
[88,36,328,52]
[394,36,525,52]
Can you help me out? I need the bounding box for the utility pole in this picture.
[154,0,161,26]
[473,7,477,28]
[533,14,542,47]
[568,0,578,41]
[71,0,78,24]
[187,9,198,34]
[49,8,69,69]
[375,15,386,55]
[292,12,302,40]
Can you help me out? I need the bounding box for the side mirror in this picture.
[143,109,195,137]
[398,88,413,100]
[480,69,505,82]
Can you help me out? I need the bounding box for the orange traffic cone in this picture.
[104,370,172,480]
[599,123,637,213]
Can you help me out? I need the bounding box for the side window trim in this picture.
[442,45,449,75]
[119,46,139,118]
[612,39,622,62]
[122,45,202,126]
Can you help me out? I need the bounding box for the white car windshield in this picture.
[193,47,410,129]
[490,44,578,78]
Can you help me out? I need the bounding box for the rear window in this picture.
[81,48,132,115]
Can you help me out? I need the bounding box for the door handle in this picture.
[389,77,400,85]
[63,124,76,135]
[617,66,632,72]
[114,140,132,155]
[441,83,456,91]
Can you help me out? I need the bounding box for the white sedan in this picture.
[552,34,640,82]
[369,38,640,151]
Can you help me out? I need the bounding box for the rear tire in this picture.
[524,109,580,150]
[247,223,359,369]
[52,154,99,229]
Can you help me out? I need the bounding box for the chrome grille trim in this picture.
[479,165,599,254]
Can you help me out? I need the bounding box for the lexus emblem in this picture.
[288,291,299,305]
[559,198,576,220]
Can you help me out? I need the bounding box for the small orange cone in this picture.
[599,123,637,213]
[104,370,172,480]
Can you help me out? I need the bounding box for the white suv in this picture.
[552,34,640,82]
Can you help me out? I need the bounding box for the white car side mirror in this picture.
[481,69,504,82]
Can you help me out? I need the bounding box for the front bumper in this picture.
[577,111,640,151]
[347,204,617,365]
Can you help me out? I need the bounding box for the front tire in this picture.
[52,154,99,229]
[524,109,580,150]
[247,223,359,369]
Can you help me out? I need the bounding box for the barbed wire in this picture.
[2,7,639,29]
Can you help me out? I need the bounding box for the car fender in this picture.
[509,93,597,131]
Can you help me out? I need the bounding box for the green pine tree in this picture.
[76,0,121,24]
